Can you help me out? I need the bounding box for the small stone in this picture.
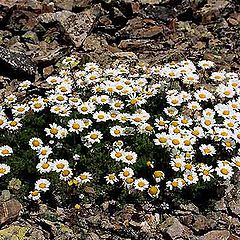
[53,0,74,11]
[179,203,199,214]
[229,199,240,215]
[84,186,96,195]
[8,178,22,191]
[86,232,100,240]
[43,65,54,78]
[0,190,11,202]
[22,31,39,44]
[199,230,230,240]
[0,199,22,225]
[214,198,227,212]
[192,215,209,232]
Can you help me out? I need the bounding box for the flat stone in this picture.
[117,17,165,39]
[199,230,230,240]
[0,199,22,225]
[0,46,36,78]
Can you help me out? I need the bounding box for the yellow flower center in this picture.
[34,103,42,108]
[149,186,158,195]
[159,137,167,143]
[56,96,64,101]
[204,120,211,126]
[72,123,80,130]
[0,168,6,174]
[203,170,209,175]
[126,155,133,161]
[171,181,178,187]
[125,177,134,184]
[114,130,121,135]
[10,121,17,127]
[109,175,115,180]
[187,175,193,181]
[39,183,46,189]
[154,171,163,178]
[175,162,182,168]
[171,99,178,104]
[223,110,230,115]
[130,99,138,105]
[172,139,180,145]
[31,191,39,196]
[90,134,98,139]
[32,140,40,147]
[50,128,58,135]
[80,175,87,180]
[56,163,65,169]
[145,126,153,131]
[116,85,123,90]
[1,149,9,155]
[42,163,49,169]
[220,168,229,175]
[199,93,206,99]
[184,140,191,146]
[115,152,122,158]
[62,170,70,176]
[138,182,145,188]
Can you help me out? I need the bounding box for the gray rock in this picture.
[39,5,102,48]
[0,46,36,78]
[0,190,11,202]
[179,203,200,214]
[199,230,230,240]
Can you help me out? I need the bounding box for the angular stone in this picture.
[39,5,102,48]
[199,230,230,240]
[229,199,240,216]
[0,46,36,78]
[159,217,193,240]
[0,199,22,225]
[192,215,209,232]
[179,203,199,214]
[53,0,74,11]
[117,17,165,39]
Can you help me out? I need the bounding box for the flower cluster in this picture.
[0,56,240,203]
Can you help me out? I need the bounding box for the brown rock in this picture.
[227,12,240,26]
[159,217,193,240]
[229,199,240,216]
[117,17,165,39]
[199,230,230,240]
[0,199,22,225]
[53,0,74,11]
[118,39,154,49]
[43,65,54,78]
[192,215,209,232]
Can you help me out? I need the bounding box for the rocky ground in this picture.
[0,0,240,239]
